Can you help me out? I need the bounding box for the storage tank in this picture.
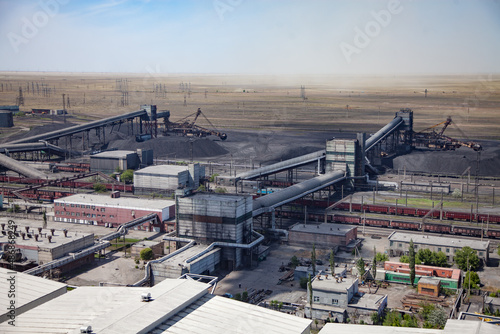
[0,110,14,127]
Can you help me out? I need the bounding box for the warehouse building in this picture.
[0,267,67,323]
[387,231,490,263]
[0,277,312,333]
[288,223,359,251]
[54,193,175,231]
[90,149,153,173]
[0,225,94,273]
[134,163,205,195]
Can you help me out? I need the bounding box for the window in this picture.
[446,248,450,253]
[55,203,59,206]
[102,215,106,218]
[390,241,393,246]
[479,252,483,256]
[86,205,90,209]
[66,212,70,216]
[92,214,96,218]
[76,204,80,208]
[71,212,75,216]
[398,243,402,247]
[332,299,338,305]
[110,215,115,218]
[313,296,320,302]
[437,247,442,252]
[101,208,105,212]
[71,204,74,207]
[76,213,80,217]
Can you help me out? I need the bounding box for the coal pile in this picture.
[393,141,500,177]
[107,135,228,159]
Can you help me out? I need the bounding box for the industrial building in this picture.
[0,110,14,127]
[0,225,94,273]
[383,261,461,289]
[177,193,254,269]
[134,163,205,195]
[288,223,359,251]
[130,240,165,259]
[90,149,153,173]
[417,277,441,297]
[306,275,387,323]
[387,231,490,263]
[0,277,312,333]
[0,267,67,323]
[54,193,175,231]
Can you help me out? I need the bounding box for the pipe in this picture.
[365,116,403,152]
[184,230,264,265]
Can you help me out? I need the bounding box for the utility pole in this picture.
[62,93,66,123]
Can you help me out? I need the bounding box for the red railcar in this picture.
[332,215,361,224]
[424,223,453,234]
[364,217,391,227]
[390,220,420,230]
[365,204,389,214]
[487,229,500,238]
[452,226,482,237]
[445,211,473,221]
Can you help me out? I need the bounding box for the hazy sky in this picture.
[1,0,499,75]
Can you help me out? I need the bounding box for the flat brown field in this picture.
[0,72,499,140]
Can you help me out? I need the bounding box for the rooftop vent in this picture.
[34,234,39,241]
[1,223,4,231]
[50,228,55,236]
[38,227,42,233]
[21,232,26,240]
[80,325,92,333]
[47,235,52,243]
[63,229,68,237]
[141,292,152,302]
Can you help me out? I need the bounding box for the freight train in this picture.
[289,199,500,224]
[275,209,500,239]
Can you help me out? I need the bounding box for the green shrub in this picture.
[140,247,153,261]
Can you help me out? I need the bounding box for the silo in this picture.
[0,110,14,127]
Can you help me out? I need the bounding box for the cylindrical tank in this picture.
[0,110,14,127]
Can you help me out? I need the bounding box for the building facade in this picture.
[134,163,205,195]
[54,193,175,231]
[387,231,490,263]
[289,223,358,251]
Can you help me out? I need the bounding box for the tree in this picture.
[93,182,106,192]
[311,244,317,277]
[416,248,433,265]
[308,274,313,319]
[376,252,389,263]
[139,247,153,261]
[215,187,227,193]
[497,246,500,257]
[409,239,416,287]
[42,211,47,229]
[299,276,308,289]
[290,255,300,268]
[432,251,448,267]
[329,250,335,276]
[400,255,410,263]
[425,305,447,329]
[464,271,481,289]
[120,169,134,183]
[242,291,248,302]
[372,246,377,281]
[454,247,480,271]
[356,257,366,278]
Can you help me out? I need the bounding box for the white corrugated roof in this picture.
[0,278,312,334]
[0,268,67,322]
[55,194,175,212]
[388,232,489,250]
[152,294,312,334]
[135,165,188,175]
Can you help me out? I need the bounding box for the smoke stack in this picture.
[38,227,42,234]
[50,228,55,236]
[47,235,52,243]
[21,232,26,240]
[63,229,68,237]
[26,226,30,233]
[34,234,39,241]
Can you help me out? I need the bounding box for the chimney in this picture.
[38,227,42,234]
[50,228,55,236]
[34,234,39,241]
[21,232,26,240]
[47,235,52,243]
[63,229,68,237]
[25,226,30,233]
[1,223,5,230]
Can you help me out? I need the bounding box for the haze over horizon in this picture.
[1,0,499,75]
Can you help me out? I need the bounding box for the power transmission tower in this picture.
[62,93,66,123]
[183,94,187,106]
[300,85,306,100]
[16,87,24,106]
